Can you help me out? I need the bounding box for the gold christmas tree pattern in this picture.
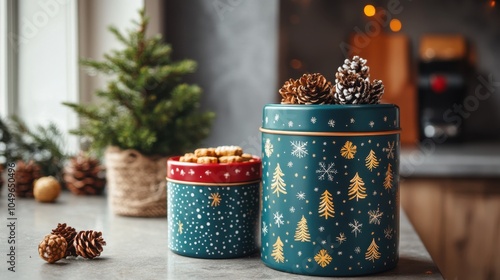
[384,163,393,191]
[340,141,357,159]
[271,236,285,263]
[271,163,287,197]
[365,238,381,262]
[348,172,367,201]
[314,249,332,268]
[318,190,335,219]
[294,215,311,242]
[365,149,379,171]
[209,192,221,207]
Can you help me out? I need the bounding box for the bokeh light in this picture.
[390,19,402,32]
[364,5,376,17]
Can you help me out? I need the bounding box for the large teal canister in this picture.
[260,104,400,276]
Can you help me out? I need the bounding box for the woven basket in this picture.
[105,146,167,217]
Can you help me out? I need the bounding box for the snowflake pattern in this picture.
[296,192,306,200]
[368,208,384,225]
[274,114,279,121]
[354,247,361,254]
[318,226,325,232]
[273,211,284,228]
[349,219,363,237]
[264,138,274,158]
[291,141,308,158]
[328,119,335,127]
[336,232,347,244]
[369,121,375,128]
[287,161,293,168]
[314,249,332,268]
[316,162,337,181]
[383,141,395,159]
[288,121,294,127]
[289,206,295,213]
[384,226,393,239]
[350,118,355,123]
[262,222,268,236]
[310,117,317,124]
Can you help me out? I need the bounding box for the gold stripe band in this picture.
[167,178,261,187]
[260,127,401,137]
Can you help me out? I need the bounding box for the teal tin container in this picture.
[260,104,400,276]
[167,156,261,258]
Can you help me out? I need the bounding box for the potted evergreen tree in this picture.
[64,10,214,217]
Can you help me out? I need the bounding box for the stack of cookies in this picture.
[179,145,255,164]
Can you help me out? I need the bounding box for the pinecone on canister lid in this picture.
[51,223,77,257]
[38,234,67,263]
[63,154,106,196]
[15,160,42,198]
[295,73,334,104]
[279,78,299,104]
[336,55,370,80]
[334,73,371,104]
[366,79,385,104]
[74,230,106,259]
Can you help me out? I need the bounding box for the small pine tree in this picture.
[384,163,393,191]
[271,236,285,263]
[365,149,379,171]
[365,238,381,262]
[63,10,214,156]
[348,172,367,201]
[294,215,311,242]
[271,163,287,197]
[0,116,66,179]
[318,190,335,219]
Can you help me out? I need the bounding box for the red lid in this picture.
[167,156,262,184]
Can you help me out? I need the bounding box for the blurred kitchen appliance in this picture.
[418,35,468,143]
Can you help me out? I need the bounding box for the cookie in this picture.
[219,156,243,163]
[240,153,253,162]
[215,145,243,157]
[179,153,197,163]
[194,148,217,157]
[197,156,218,164]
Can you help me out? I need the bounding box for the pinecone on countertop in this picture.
[51,223,77,257]
[38,234,67,263]
[367,79,385,104]
[334,73,371,104]
[279,78,300,104]
[15,160,42,198]
[74,230,106,259]
[64,154,106,195]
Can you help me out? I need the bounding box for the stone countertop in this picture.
[401,142,500,178]
[0,192,441,280]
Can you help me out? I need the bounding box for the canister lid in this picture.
[167,156,262,184]
[261,104,400,133]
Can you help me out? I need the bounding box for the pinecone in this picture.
[279,78,299,104]
[38,234,67,263]
[297,73,335,104]
[366,79,385,104]
[63,154,106,195]
[15,160,42,198]
[336,55,370,80]
[74,230,106,259]
[334,73,371,104]
[51,223,77,257]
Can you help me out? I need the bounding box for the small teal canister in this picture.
[260,104,400,276]
[167,156,261,258]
